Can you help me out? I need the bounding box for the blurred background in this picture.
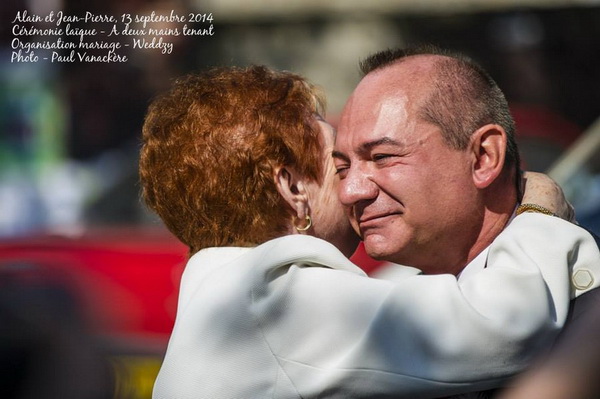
[1,0,599,398]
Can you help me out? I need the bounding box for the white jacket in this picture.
[153,214,600,399]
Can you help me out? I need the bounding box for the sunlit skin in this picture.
[333,55,516,274]
[277,118,360,258]
[306,120,361,257]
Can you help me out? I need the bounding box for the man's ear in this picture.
[274,166,309,218]
[470,124,507,189]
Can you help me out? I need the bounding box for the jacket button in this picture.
[573,269,594,290]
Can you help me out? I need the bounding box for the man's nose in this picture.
[338,166,378,207]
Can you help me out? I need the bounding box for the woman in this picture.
[139,66,598,398]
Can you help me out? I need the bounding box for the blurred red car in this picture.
[0,227,188,399]
[0,226,383,399]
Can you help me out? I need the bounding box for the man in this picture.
[334,46,525,275]
[333,45,600,396]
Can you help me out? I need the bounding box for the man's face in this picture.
[333,61,479,271]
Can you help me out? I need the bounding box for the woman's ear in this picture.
[274,166,309,218]
[470,124,507,189]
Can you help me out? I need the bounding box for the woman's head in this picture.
[140,66,357,255]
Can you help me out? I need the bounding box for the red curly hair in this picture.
[139,66,325,254]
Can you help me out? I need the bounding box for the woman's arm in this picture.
[520,171,575,222]
[255,215,600,397]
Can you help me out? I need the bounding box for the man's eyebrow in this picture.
[359,137,403,152]
[332,136,403,160]
[331,150,348,161]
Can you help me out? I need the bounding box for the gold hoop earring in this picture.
[294,215,312,232]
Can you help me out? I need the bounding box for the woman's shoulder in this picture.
[254,235,362,274]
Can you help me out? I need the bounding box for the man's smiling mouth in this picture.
[359,212,402,227]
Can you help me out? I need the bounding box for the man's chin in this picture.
[362,236,396,262]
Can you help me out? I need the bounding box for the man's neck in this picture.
[461,174,518,274]
[464,210,513,268]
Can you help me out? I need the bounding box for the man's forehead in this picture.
[373,95,408,121]
[337,87,410,137]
